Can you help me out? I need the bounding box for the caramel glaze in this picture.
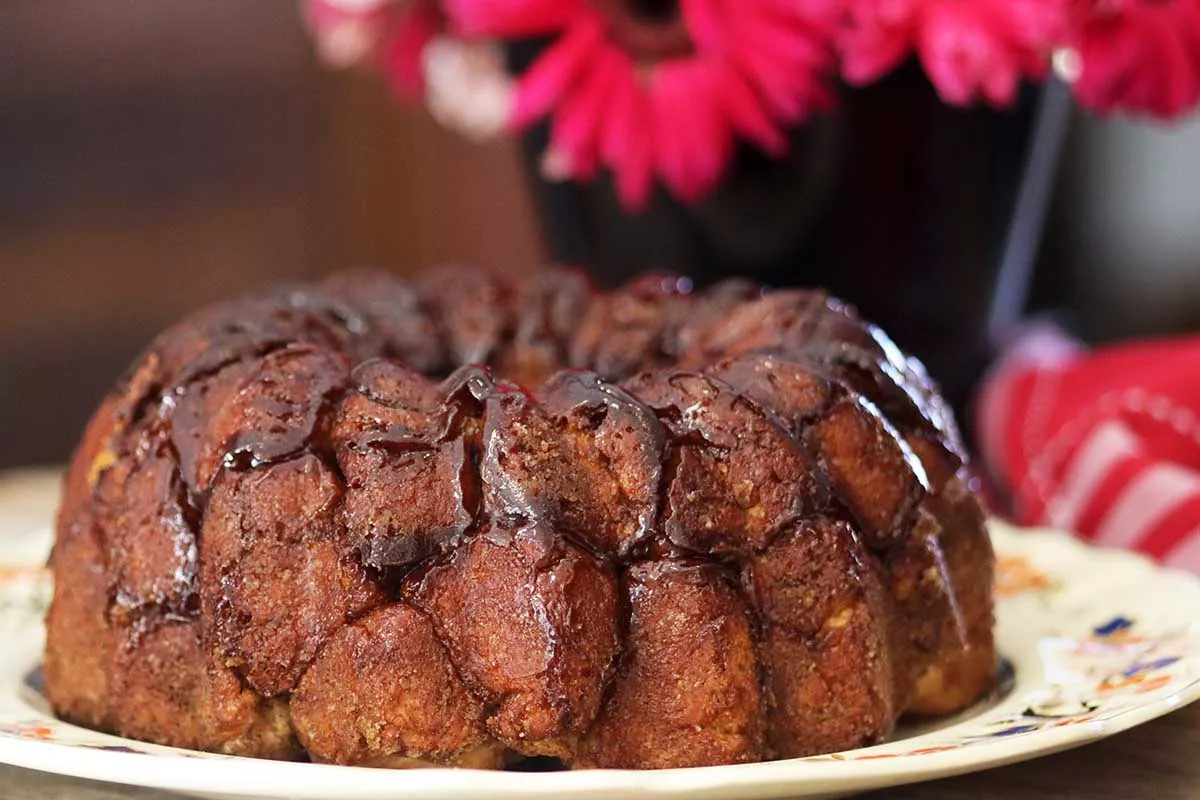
[45,269,995,769]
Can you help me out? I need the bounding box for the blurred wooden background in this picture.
[0,0,542,467]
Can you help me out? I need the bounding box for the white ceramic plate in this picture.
[1,521,1198,800]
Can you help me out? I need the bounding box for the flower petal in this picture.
[839,0,919,84]
[305,0,390,68]
[509,14,605,131]
[758,0,844,37]
[650,64,697,201]
[735,5,831,71]
[687,63,736,196]
[599,58,638,168]
[714,59,789,157]
[1064,0,1200,118]
[1140,7,1199,117]
[651,61,730,203]
[548,46,625,180]
[681,0,725,53]
[382,1,441,98]
[614,88,656,210]
[445,0,584,37]
[1000,0,1071,52]
[841,30,913,85]
[917,0,1032,108]
[730,32,813,121]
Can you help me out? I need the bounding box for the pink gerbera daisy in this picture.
[840,0,1071,107]
[304,0,442,98]
[1060,0,1200,119]
[446,0,840,209]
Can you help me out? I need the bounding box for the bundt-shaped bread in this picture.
[45,268,995,769]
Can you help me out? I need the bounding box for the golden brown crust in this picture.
[580,561,764,768]
[707,353,927,547]
[109,618,302,757]
[419,266,515,367]
[183,344,351,485]
[626,369,825,556]
[290,604,492,765]
[107,620,213,751]
[320,270,447,372]
[333,360,476,568]
[96,437,196,622]
[45,393,124,729]
[882,506,964,708]
[43,508,114,729]
[407,524,620,756]
[907,474,996,715]
[481,373,666,556]
[745,519,897,757]
[199,456,383,697]
[569,273,694,381]
[45,268,995,769]
[495,268,592,388]
[677,290,830,366]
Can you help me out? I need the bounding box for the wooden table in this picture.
[3,469,1199,799]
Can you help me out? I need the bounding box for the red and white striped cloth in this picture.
[976,324,1200,574]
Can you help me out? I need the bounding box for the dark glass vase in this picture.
[512,58,1056,423]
